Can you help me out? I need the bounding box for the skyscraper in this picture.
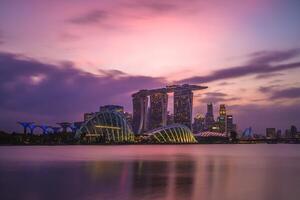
[218,104,226,133]
[149,92,168,129]
[173,87,193,129]
[205,103,214,130]
[226,115,234,136]
[132,91,149,134]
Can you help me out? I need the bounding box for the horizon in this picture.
[0,0,300,134]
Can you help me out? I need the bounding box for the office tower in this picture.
[226,115,234,136]
[84,112,94,122]
[205,103,215,130]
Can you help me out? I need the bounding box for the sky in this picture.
[0,0,300,134]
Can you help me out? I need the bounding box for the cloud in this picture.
[68,10,109,25]
[178,48,300,84]
[255,72,284,79]
[248,48,300,65]
[199,92,240,104]
[0,52,165,131]
[259,85,300,100]
[67,0,197,27]
[271,87,300,99]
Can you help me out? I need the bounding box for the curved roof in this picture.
[194,131,227,137]
[147,124,197,144]
[75,111,134,143]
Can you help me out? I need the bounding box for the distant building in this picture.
[291,125,298,138]
[204,103,215,130]
[226,115,235,136]
[276,129,282,138]
[192,114,205,133]
[266,128,276,138]
[218,104,226,133]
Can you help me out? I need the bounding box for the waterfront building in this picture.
[146,124,197,144]
[173,87,194,129]
[76,110,135,144]
[204,103,215,130]
[266,128,276,138]
[291,125,298,138]
[218,104,226,133]
[132,84,207,134]
[149,92,168,129]
[226,115,235,136]
[132,90,149,134]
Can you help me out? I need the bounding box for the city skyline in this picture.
[0,0,300,133]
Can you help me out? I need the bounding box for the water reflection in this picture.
[0,145,300,200]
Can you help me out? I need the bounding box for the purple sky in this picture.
[0,0,300,134]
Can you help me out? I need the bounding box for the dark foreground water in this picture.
[0,145,300,200]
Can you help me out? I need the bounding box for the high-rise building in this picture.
[218,104,226,133]
[192,114,205,133]
[226,115,234,136]
[132,91,149,134]
[149,92,168,129]
[205,103,215,130]
[291,125,298,138]
[266,128,276,138]
[132,84,207,133]
[173,87,193,129]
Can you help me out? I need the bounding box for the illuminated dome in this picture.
[194,131,227,137]
[75,111,135,144]
[147,124,197,144]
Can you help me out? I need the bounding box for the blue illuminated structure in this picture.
[28,124,36,134]
[57,122,71,133]
[51,127,61,134]
[242,127,253,138]
[70,123,81,133]
[37,125,50,135]
[17,122,34,134]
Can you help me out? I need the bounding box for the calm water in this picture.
[0,145,300,200]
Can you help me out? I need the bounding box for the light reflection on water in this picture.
[0,145,300,200]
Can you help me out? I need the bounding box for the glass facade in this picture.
[147,124,197,144]
[76,111,135,144]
